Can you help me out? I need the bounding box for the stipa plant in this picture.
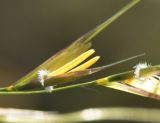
[0,0,160,100]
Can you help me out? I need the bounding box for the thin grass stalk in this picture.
[0,107,160,123]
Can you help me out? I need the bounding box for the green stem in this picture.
[0,81,96,95]
[59,107,160,123]
[0,87,7,91]
[0,107,160,123]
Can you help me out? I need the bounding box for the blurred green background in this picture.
[0,0,160,122]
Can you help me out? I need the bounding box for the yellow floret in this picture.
[70,56,100,72]
[48,49,95,76]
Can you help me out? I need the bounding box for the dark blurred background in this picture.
[0,0,160,122]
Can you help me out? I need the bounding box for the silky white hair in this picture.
[133,62,151,78]
[38,70,50,86]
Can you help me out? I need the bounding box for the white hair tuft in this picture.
[38,70,50,86]
[133,62,151,78]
